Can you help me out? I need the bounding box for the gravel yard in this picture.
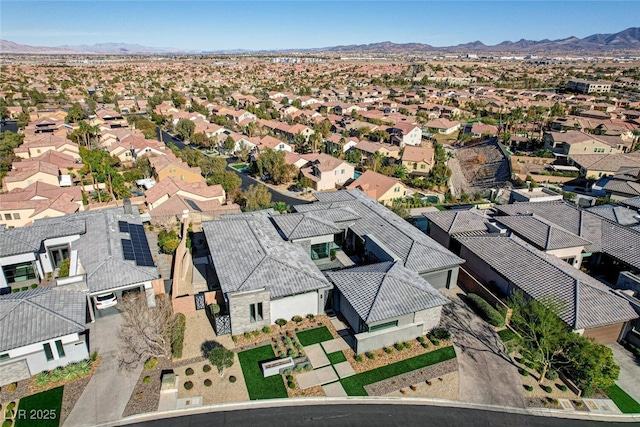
[365,358,458,396]
[384,371,459,400]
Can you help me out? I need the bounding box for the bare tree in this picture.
[117,294,177,371]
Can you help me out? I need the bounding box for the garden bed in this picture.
[231,315,340,349]
[365,358,458,396]
[122,356,172,418]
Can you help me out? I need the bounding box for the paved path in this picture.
[440,288,524,408]
[64,313,143,427]
[305,344,330,368]
[607,342,640,402]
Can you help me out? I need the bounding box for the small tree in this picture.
[508,290,569,383]
[208,346,234,376]
[118,295,177,371]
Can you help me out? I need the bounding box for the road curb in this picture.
[107,396,640,426]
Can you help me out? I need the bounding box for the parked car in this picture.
[94,292,117,309]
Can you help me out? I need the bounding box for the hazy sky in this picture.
[1,1,638,50]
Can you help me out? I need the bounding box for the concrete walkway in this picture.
[305,344,330,368]
[64,313,143,427]
[296,366,339,389]
[607,342,640,403]
[440,287,524,408]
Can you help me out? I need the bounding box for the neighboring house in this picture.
[0,182,83,227]
[256,135,292,153]
[144,178,239,226]
[599,167,640,201]
[586,204,640,228]
[326,134,359,154]
[149,153,205,183]
[544,131,625,157]
[457,234,637,344]
[2,161,61,192]
[424,118,461,135]
[300,153,355,191]
[387,122,422,147]
[0,205,159,317]
[463,122,499,137]
[202,212,332,335]
[0,287,89,387]
[325,261,450,354]
[568,153,640,179]
[509,187,563,203]
[347,170,407,206]
[14,136,80,161]
[401,145,435,176]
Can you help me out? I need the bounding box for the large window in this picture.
[2,262,36,284]
[367,320,398,333]
[49,245,70,269]
[311,242,329,259]
[250,303,263,323]
[43,343,54,361]
[55,340,65,358]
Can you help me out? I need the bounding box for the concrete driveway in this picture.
[64,310,143,427]
[608,342,640,402]
[440,287,524,408]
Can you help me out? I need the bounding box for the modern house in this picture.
[456,234,637,344]
[0,286,89,387]
[325,261,450,354]
[0,204,159,317]
[202,212,332,335]
[509,187,563,203]
[387,123,422,147]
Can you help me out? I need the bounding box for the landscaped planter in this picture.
[261,357,295,377]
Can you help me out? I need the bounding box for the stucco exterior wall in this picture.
[270,291,320,324]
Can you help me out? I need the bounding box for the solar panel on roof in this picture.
[128,224,155,267]
[118,221,129,233]
[121,239,135,260]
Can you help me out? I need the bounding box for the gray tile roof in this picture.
[271,212,341,240]
[34,208,159,294]
[326,261,450,324]
[423,209,489,235]
[495,215,592,250]
[603,179,640,197]
[496,201,640,269]
[0,287,87,353]
[622,196,640,210]
[202,214,330,299]
[457,234,638,330]
[0,220,85,257]
[296,190,464,273]
[586,204,640,226]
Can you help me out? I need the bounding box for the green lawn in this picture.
[231,163,247,170]
[237,345,288,400]
[340,346,456,396]
[327,351,347,365]
[607,385,640,414]
[296,326,333,346]
[434,205,447,211]
[14,386,63,427]
[498,328,517,343]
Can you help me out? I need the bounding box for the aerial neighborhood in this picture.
[1,21,640,427]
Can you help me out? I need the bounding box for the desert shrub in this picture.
[429,337,440,346]
[294,365,303,373]
[365,351,375,360]
[582,385,594,397]
[262,326,271,333]
[292,315,303,323]
[304,364,312,371]
[58,258,70,278]
[35,371,50,386]
[252,330,260,337]
[229,376,236,383]
[306,314,315,319]
[2,420,12,427]
[185,367,194,376]
[355,355,363,362]
[545,370,559,381]
[524,385,533,391]
[172,313,186,359]
[404,341,412,349]
[422,341,429,348]
[76,360,91,375]
[204,379,212,387]
[208,304,221,315]
[143,376,151,384]
[430,327,451,340]
[5,403,14,411]
[184,381,193,390]
[542,385,552,393]
[21,287,28,291]
[276,318,287,327]
[417,336,425,343]
[30,284,38,289]
[232,336,238,343]
[144,358,158,370]
[203,364,212,373]
[90,351,99,362]
[519,368,529,377]
[384,347,392,354]
[467,294,505,327]
[288,381,296,389]
[283,369,292,376]
[287,375,294,382]
[49,368,64,382]
[559,384,568,392]
[394,342,404,351]
[244,332,251,339]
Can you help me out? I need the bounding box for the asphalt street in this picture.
[127,404,630,427]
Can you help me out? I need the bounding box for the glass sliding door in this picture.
[2,262,37,283]
[49,246,70,268]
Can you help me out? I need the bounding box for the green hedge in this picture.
[172,313,186,358]
[468,294,505,327]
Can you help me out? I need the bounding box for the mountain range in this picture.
[1,27,639,55]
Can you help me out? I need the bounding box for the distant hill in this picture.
[2,27,639,55]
